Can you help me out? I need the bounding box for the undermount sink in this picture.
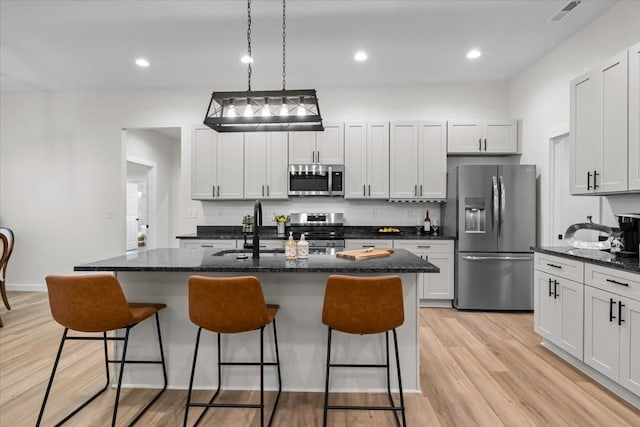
[567,248,614,262]
[212,249,285,258]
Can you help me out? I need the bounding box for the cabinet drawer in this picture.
[344,239,393,249]
[181,240,237,250]
[585,264,640,302]
[393,240,453,254]
[535,253,584,282]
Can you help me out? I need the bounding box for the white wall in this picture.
[0,82,509,287]
[510,1,640,239]
[126,128,181,248]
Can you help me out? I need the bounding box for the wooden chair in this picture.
[321,274,407,427]
[0,227,15,328]
[184,275,282,427]
[36,274,167,427]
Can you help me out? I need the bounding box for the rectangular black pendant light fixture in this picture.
[204,89,323,132]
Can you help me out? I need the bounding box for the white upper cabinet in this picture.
[390,121,446,200]
[570,49,630,195]
[629,42,640,191]
[244,132,288,199]
[191,127,244,200]
[289,123,344,164]
[344,122,389,199]
[447,120,518,154]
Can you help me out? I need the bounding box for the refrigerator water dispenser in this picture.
[464,198,486,233]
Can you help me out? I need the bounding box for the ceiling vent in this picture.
[548,0,582,22]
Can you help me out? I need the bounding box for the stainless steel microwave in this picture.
[288,165,344,196]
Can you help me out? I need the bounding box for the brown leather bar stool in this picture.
[37,274,167,427]
[184,275,282,427]
[321,274,406,427]
[0,227,15,328]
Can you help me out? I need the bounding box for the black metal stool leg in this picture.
[36,328,68,427]
[322,327,333,427]
[385,331,402,427]
[111,326,132,427]
[260,326,265,427]
[267,318,282,427]
[392,329,407,427]
[192,332,223,426]
[184,327,202,427]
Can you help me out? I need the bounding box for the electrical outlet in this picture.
[218,210,223,217]
[407,209,413,218]
[188,209,197,219]
[372,209,377,218]
[106,209,114,219]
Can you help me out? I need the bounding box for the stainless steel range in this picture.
[287,213,345,254]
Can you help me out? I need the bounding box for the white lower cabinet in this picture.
[180,239,237,250]
[344,239,393,250]
[393,240,454,305]
[237,239,284,250]
[534,270,584,359]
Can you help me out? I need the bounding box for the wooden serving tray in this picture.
[336,248,395,260]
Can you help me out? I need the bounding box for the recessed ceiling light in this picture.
[241,54,254,64]
[354,51,368,62]
[135,58,150,67]
[466,49,482,60]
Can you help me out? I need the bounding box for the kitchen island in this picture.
[75,248,438,393]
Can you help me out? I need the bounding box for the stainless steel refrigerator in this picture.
[452,164,536,310]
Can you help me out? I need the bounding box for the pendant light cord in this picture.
[247,0,252,91]
[282,0,286,90]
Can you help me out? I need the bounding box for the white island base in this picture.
[114,271,420,394]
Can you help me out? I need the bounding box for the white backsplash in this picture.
[201,199,442,227]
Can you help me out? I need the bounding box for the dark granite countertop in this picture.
[75,248,440,273]
[533,246,640,274]
[176,226,455,241]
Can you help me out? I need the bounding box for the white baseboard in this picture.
[6,284,47,292]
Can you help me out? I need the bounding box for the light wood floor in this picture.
[1,291,639,426]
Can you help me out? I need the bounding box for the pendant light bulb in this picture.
[227,104,237,118]
[243,103,253,117]
[296,104,306,116]
[279,102,289,116]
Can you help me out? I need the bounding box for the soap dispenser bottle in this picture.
[285,231,297,260]
[297,233,309,259]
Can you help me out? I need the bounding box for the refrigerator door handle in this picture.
[492,176,499,231]
[499,175,506,237]
[461,255,533,261]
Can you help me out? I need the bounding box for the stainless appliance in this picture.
[451,164,536,310]
[615,213,640,258]
[288,165,344,196]
[287,212,345,254]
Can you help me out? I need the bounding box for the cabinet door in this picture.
[366,122,390,199]
[556,277,584,359]
[447,121,482,153]
[344,122,368,199]
[423,252,453,299]
[244,133,267,199]
[619,297,640,395]
[217,132,244,199]
[584,285,620,382]
[628,42,640,191]
[289,131,316,164]
[418,121,447,199]
[316,123,344,164]
[596,51,628,193]
[483,121,518,154]
[266,132,289,199]
[191,127,217,200]
[570,70,599,195]
[389,121,419,199]
[534,271,556,341]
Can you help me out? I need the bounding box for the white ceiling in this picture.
[0,0,616,92]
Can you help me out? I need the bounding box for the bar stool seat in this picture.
[321,274,407,427]
[36,274,167,427]
[184,275,282,427]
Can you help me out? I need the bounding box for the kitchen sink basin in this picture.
[213,249,285,258]
[567,248,614,262]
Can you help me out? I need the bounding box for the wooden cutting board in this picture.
[336,248,394,260]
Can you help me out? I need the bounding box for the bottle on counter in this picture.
[423,209,431,235]
[297,233,309,259]
[285,231,297,260]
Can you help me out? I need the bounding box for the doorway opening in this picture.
[548,131,601,246]
[123,127,181,252]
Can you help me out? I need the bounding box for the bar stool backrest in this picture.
[45,274,135,332]
[322,275,404,334]
[189,275,270,333]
